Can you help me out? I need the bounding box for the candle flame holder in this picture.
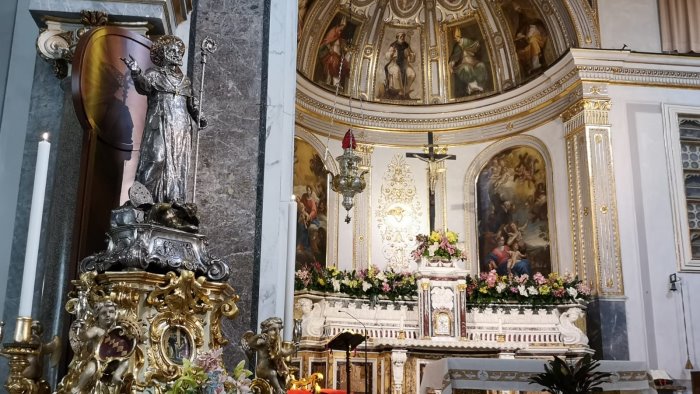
[1,317,60,394]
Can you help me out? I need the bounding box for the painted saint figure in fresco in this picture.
[319,17,350,88]
[449,28,489,97]
[505,0,549,76]
[383,32,416,99]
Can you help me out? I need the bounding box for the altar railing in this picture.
[294,291,590,353]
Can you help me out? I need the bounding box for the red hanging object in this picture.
[341,129,357,150]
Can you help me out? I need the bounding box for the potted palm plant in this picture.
[529,354,612,393]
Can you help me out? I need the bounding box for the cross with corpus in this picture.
[406,131,456,231]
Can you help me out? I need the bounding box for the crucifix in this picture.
[406,131,456,231]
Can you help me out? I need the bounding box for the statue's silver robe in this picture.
[133,67,195,203]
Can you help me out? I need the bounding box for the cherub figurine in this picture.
[121,35,205,204]
[23,321,61,393]
[241,317,297,394]
[57,301,132,394]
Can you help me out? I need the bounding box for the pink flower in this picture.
[533,272,547,285]
[486,270,498,288]
[509,286,519,294]
[195,348,223,373]
[576,282,591,295]
[553,288,566,298]
[382,282,391,293]
[516,274,529,284]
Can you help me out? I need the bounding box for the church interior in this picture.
[0,0,699,393]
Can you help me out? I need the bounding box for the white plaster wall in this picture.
[353,120,574,276]
[608,83,700,381]
[597,0,662,52]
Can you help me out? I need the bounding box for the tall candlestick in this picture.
[283,195,298,341]
[18,133,51,318]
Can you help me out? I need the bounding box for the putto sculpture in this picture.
[241,317,298,394]
[122,35,205,204]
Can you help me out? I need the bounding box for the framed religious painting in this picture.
[476,146,552,276]
[499,0,556,82]
[374,25,424,103]
[293,137,330,269]
[444,18,495,101]
[313,12,361,94]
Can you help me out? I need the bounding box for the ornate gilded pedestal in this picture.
[54,270,238,393]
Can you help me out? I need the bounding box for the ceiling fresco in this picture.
[297,0,592,105]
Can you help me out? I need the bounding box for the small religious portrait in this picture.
[163,326,193,365]
[314,13,360,93]
[375,27,423,102]
[293,138,329,269]
[446,21,493,100]
[476,146,552,276]
[501,0,553,78]
[433,311,452,336]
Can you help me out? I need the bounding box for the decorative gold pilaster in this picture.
[353,143,374,269]
[563,86,623,296]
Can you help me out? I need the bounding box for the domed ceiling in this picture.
[297,0,599,106]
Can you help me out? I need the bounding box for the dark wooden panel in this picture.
[71,26,152,262]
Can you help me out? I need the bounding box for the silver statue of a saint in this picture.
[122,35,205,203]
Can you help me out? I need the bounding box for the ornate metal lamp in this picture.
[331,129,367,223]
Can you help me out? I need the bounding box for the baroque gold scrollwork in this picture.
[210,295,240,347]
[145,270,210,383]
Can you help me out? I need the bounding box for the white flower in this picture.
[496,282,507,294]
[518,285,528,297]
[376,271,387,282]
[332,278,341,292]
[428,243,439,257]
[566,287,578,298]
[362,281,372,292]
[527,286,539,295]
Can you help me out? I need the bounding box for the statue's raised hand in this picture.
[120,55,141,74]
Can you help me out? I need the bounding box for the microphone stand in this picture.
[339,310,369,394]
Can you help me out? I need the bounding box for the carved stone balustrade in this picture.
[294,291,590,354]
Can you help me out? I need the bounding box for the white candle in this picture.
[283,195,298,341]
[18,132,51,318]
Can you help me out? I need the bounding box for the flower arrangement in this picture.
[164,349,252,394]
[411,230,466,262]
[464,271,591,307]
[294,262,417,301]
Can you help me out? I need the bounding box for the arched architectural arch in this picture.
[463,134,559,275]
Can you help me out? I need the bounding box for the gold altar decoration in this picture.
[0,318,60,394]
[54,270,239,393]
[289,372,323,393]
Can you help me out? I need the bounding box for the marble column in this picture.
[1,58,65,386]
[189,0,269,366]
[563,83,628,359]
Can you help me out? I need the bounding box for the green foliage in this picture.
[294,263,417,301]
[529,354,612,394]
[167,359,208,394]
